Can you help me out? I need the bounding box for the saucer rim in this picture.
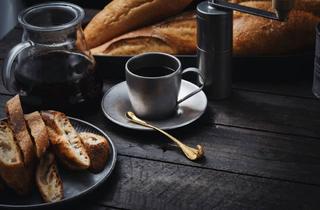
[101,80,207,131]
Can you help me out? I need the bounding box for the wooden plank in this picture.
[65,109,320,186]
[101,81,320,140]
[74,86,320,138]
[0,94,319,208]
[87,156,320,210]
[13,82,313,139]
[209,89,320,138]
[233,80,315,99]
[56,201,116,210]
[1,90,320,185]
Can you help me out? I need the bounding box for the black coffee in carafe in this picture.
[3,3,102,110]
[14,50,102,108]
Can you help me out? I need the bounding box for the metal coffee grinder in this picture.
[197,0,296,99]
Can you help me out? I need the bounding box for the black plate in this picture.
[0,117,117,209]
[95,52,315,82]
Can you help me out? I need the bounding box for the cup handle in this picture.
[177,67,204,104]
[3,41,33,92]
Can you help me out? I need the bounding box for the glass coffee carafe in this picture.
[3,2,102,109]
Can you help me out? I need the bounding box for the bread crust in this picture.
[41,111,90,170]
[6,95,35,165]
[233,9,320,55]
[84,0,193,48]
[233,1,320,18]
[0,121,32,195]
[25,111,49,158]
[91,11,196,56]
[0,163,33,195]
[79,132,110,173]
[36,152,63,202]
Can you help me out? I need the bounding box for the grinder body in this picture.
[197,1,233,100]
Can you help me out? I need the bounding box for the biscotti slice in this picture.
[91,11,196,56]
[6,95,35,165]
[79,132,110,173]
[84,0,193,48]
[41,111,90,170]
[0,121,22,167]
[25,111,49,158]
[36,152,63,202]
[0,121,32,195]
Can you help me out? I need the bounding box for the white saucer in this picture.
[101,80,207,130]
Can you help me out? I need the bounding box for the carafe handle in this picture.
[3,41,32,92]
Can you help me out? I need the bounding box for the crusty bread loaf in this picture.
[41,111,90,170]
[25,111,49,159]
[295,0,320,16]
[6,95,35,165]
[233,0,320,18]
[84,0,193,48]
[233,5,320,55]
[0,121,32,195]
[91,11,196,56]
[36,152,63,202]
[79,132,110,173]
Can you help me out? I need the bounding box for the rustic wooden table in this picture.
[0,9,320,210]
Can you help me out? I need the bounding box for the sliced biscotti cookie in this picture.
[0,121,22,167]
[0,121,32,195]
[41,111,90,170]
[36,152,63,202]
[25,111,49,158]
[6,95,35,165]
[79,132,110,173]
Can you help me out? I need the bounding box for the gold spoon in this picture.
[126,111,204,161]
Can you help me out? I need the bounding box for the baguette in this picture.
[6,95,35,165]
[41,111,90,170]
[25,111,49,159]
[233,9,320,55]
[79,132,110,173]
[91,11,196,56]
[233,0,320,18]
[36,152,63,202]
[0,121,32,195]
[84,0,193,48]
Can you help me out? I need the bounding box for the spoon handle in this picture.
[126,112,204,160]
